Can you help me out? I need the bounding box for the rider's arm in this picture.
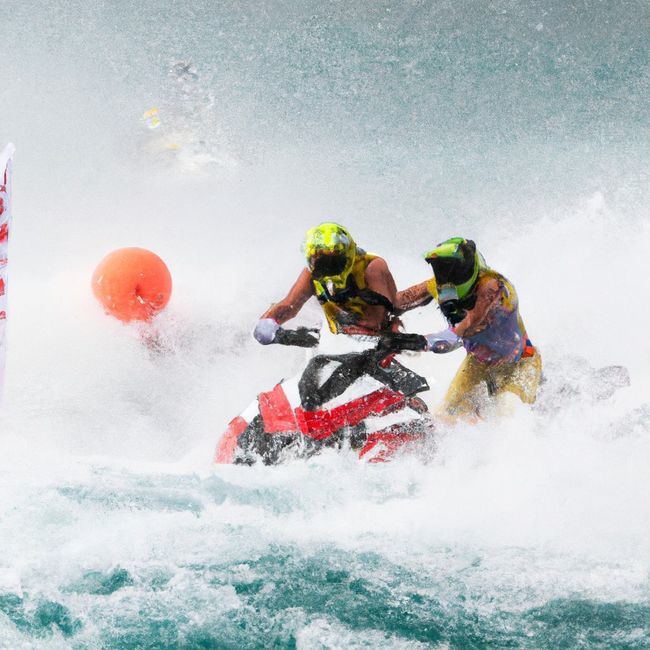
[423,279,501,353]
[395,280,435,312]
[254,269,314,344]
[453,276,501,338]
[261,268,314,323]
[356,257,397,331]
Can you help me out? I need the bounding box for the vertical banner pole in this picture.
[0,143,15,403]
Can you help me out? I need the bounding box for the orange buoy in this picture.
[91,247,172,322]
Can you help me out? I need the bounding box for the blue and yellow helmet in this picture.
[303,222,356,291]
[423,237,485,300]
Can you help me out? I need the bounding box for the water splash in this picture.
[0,0,648,646]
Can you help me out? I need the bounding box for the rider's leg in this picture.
[490,350,543,405]
[440,354,488,419]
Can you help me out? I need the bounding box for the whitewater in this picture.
[1,1,649,647]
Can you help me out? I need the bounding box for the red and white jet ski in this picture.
[214,328,433,465]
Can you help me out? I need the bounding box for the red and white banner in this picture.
[0,143,14,401]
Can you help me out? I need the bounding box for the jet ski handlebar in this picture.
[273,328,428,353]
[377,332,428,353]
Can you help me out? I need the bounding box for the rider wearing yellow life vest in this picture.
[396,237,542,418]
[253,222,398,344]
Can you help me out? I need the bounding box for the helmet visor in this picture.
[309,252,348,279]
[428,256,475,286]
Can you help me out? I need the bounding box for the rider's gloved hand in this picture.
[425,328,462,353]
[253,318,280,345]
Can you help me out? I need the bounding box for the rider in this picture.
[253,222,399,343]
[396,237,542,418]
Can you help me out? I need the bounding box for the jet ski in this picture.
[214,328,434,465]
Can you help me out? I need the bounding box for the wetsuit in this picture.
[430,270,542,417]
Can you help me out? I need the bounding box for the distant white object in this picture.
[0,143,14,403]
[0,143,14,175]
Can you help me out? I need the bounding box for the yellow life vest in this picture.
[476,269,530,340]
[312,250,394,334]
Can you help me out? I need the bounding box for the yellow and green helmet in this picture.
[423,237,484,300]
[303,222,356,290]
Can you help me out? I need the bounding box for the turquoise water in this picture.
[2,459,649,648]
[1,1,649,647]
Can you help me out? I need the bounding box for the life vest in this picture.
[312,249,395,334]
[428,269,536,364]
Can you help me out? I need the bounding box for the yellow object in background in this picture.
[142,107,161,130]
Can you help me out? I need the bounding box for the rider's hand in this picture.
[253,318,280,345]
[425,328,462,353]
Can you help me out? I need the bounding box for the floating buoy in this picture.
[91,248,172,323]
